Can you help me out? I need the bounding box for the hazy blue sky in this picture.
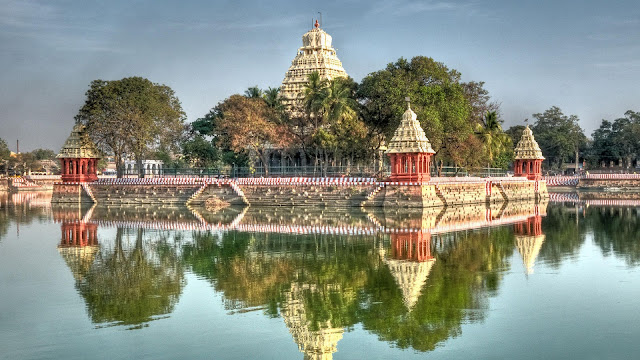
[1,0,639,152]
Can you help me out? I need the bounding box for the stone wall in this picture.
[436,182,487,206]
[578,178,640,189]
[50,178,545,208]
[240,184,377,207]
[87,184,201,205]
[495,181,536,201]
[377,184,444,208]
[51,184,93,204]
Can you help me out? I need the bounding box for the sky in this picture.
[1,0,639,152]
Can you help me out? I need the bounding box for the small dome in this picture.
[57,123,101,159]
[514,125,544,160]
[386,104,435,154]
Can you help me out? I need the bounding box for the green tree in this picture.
[0,138,11,161]
[181,134,219,168]
[588,111,640,169]
[505,125,526,147]
[462,81,501,125]
[532,106,587,170]
[31,148,56,160]
[75,77,186,178]
[244,86,263,99]
[475,111,512,168]
[0,138,10,174]
[357,56,483,173]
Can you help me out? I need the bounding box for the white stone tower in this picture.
[280,20,348,112]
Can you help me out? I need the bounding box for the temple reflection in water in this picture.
[51,200,548,355]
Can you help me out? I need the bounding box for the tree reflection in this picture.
[360,227,514,352]
[75,227,185,329]
[182,224,518,354]
[537,204,586,268]
[586,206,640,266]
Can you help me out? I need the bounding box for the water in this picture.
[1,192,640,359]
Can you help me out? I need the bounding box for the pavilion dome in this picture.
[386,104,436,154]
[515,233,545,275]
[383,257,435,310]
[514,125,544,160]
[57,123,101,159]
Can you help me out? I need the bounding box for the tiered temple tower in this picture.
[513,125,544,180]
[57,123,101,183]
[280,20,348,112]
[386,99,436,182]
[281,283,344,360]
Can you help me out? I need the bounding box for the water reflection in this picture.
[46,200,554,355]
[53,205,185,330]
[0,191,52,240]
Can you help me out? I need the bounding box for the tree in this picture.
[475,111,512,168]
[31,148,56,160]
[462,81,501,125]
[357,56,484,174]
[532,106,587,170]
[0,138,10,161]
[244,86,263,99]
[505,125,526,148]
[588,111,640,168]
[181,134,219,168]
[214,95,288,174]
[0,138,9,174]
[75,77,186,178]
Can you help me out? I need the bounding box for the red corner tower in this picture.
[386,98,436,182]
[57,123,101,183]
[513,125,545,180]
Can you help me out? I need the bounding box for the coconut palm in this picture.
[476,111,512,166]
[302,72,328,129]
[244,86,263,99]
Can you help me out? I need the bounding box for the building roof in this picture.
[57,123,101,159]
[386,103,436,154]
[280,22,348,110]
[514,125,544,160]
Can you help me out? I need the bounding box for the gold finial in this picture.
[405,96,411,110]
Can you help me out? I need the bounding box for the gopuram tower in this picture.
[280,20,348,112]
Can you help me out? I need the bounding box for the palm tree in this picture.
[476,111,512,167]
[322,78,357,126]
[303,72,328,129]
[263,87,282,110]
[244,86,263,99]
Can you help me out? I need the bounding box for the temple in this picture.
[385,99,436,182]
[56,123,101,183]
[280,20,348,111]
[513,125,544,181]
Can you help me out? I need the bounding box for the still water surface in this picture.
[1,192,640,359]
